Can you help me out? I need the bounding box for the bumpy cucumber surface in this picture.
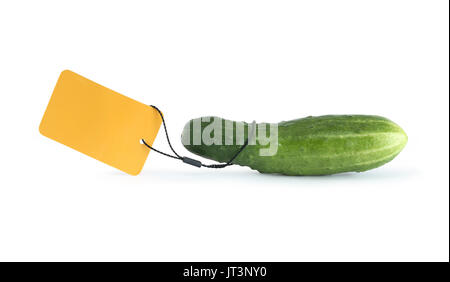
[181,115,407,175]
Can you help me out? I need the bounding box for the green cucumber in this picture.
[181,115,407,175]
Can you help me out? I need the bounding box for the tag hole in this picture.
[140,139,144,145]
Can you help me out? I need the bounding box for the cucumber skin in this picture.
[181,115,408,175]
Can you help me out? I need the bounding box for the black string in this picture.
[142,105,182,159]
[141,139,180,160]
[141,105,250,168]
[201,138,249,168]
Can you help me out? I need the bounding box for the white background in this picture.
[0,0,448,262]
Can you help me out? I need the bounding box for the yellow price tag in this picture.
[39,70,162,175]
